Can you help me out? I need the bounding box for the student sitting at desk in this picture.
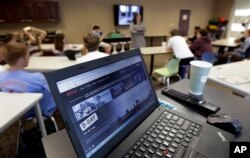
[231,29,250,60]
[53,33,69,56]
[190,29,213,59]
[77,33,108,63]
[0,42,56,117]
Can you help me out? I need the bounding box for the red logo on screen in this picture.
[66,90,78,96]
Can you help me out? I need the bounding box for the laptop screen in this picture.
[55,55,156,157]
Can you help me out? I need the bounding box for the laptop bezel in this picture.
[45,49,160,158]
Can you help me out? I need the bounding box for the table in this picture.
[140,46,172,75]
[42,79,250,158]
[4,56,78,72]
[211,38,240,56]
[0,92,47,137]
[41,44,83,52]
[208,60,250,99]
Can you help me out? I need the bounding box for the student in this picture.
[232,29,250,59]
[91,24,111,54]
[22,26,47,56]
[0,42,56,117]
[167,29,194,64]
[190,29,213,59]
[189,26,201,43]
[53,33,69,56]
[130,13,146,48]
[77,33,108,63]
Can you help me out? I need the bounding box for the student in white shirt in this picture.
[167,29,194,65]
[77,33,108,63]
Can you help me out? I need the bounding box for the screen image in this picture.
[56,56,156,158]
[114,5,143,26]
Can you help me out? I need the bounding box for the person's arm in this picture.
[32,27,47,41]
[189,39,200,51]
[23,26,36,44]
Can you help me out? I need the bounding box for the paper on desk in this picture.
[217,74,250,85]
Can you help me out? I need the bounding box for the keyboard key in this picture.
[135,150,143,157]
[139,145,147,152]
[148,146,156,154]
[158,134,165,140]
[136,141,142,146]
[159,144,167,151]
[164,126,171,131]
[143,141,150,147]
[133,145,139,150]
[186,133,193,138]
[166,113,173,119]
[179,129,186,135]
[184,137,191,143]
[163,118,169,123]
[124,154,130,158]
[154,129,161,134]
[182,121,190,130]
[166,152,173,158]
[163,111,168,115]
[166,136,172,142]
[128,149,134,155]
[144,152,152,158]
[182,141,189,147]
[174,145,186,158]
[194,128,199,132]
[177,118,184,126]
[190,126,194,130]
[143,134,148,139]
[177,133,184,139]
[174,138,181,143]
[155,138,162,144]
[170,120,176,124]
[169,132,175,138]
[146,130,151,135]
[163,140,170,147]
[147,136,154,142]
[160,122,166,127]
[171,129,178,134]
[168,147,176,153]
[193,131,197,136]
[157,125,164,130]
[171,142,179,148]
[151,132,157,138]
[188,130,193,134]
[167,123,173,128]
[162,130,168,136]
[156,149,164,157]
[196,124,201,129]
[172,115,179,121]
[173,124,180,130]
[152,142,159,149]
[139,138,144,142]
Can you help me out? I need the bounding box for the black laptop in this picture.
[45,49,234,158]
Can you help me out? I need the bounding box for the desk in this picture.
[4,56,77,72]
[41,44,83,52]
[42,79,250,158]
[140,46,172,75]
[208,60,250,99]
[0,92,47,137]
[211,38,239,47]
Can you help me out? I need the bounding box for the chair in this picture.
[153,58,181,87]
[201,52,217,64]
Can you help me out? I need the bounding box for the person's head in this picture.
[244,29,250,37]
[2,42,29,68]
[133,13,143,24]
[198,29,208,38]
[54,33,65,51]
[92,24,100,31]
[194,26,201,34]
[170,29,180,37]
[5,32,22,44]
[83,33,100,52]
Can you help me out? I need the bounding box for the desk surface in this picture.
[208,60,250,96]
[0,92,43,132]
[42,79,250,158]
[140,46,171,55]
[211,38,239,47]
[23,56,77,72]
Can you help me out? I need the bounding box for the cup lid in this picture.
[190,60,212,68]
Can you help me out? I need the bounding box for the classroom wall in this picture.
[213,0,234,19]
[0,0,216,43]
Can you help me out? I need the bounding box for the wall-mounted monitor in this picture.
[114,4,143,26]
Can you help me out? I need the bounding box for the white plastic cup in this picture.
[162,42,167,49]
[189,60,212,95]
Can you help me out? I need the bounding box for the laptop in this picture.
[45,49,234,158]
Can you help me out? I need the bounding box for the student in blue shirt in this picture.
[0,42,56,117]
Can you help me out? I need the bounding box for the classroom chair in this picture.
[201,52,217,64]
[153,58,181,87]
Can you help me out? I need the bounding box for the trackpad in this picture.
[187,149,207,158]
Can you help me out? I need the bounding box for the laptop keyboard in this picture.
[124,111,202,158]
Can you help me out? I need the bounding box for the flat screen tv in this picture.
[114,4,143,26]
